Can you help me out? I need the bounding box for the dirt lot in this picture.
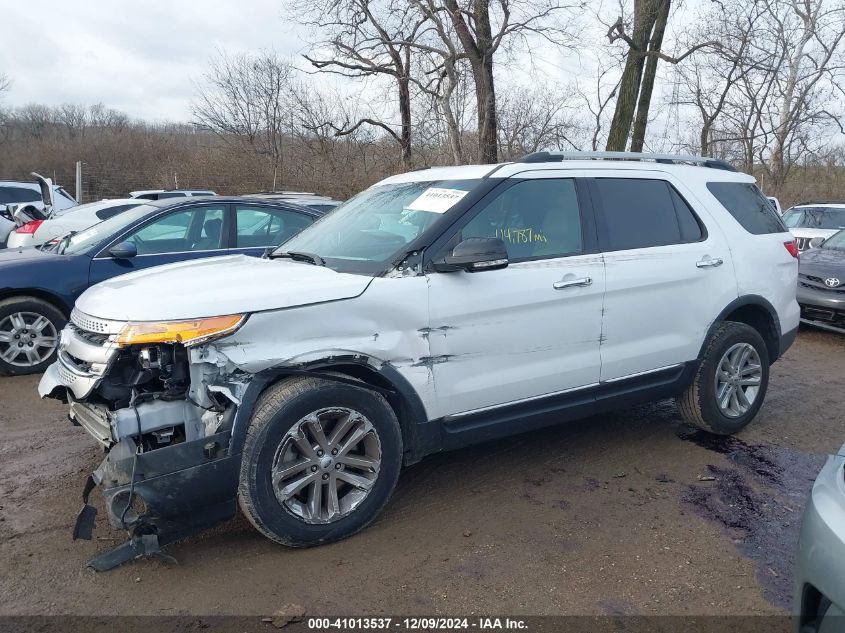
[0,327,842,617]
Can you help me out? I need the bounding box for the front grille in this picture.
[799,274,845,293]
[68,324,110,346]
[796,237,811,251]
[70,309,124,335]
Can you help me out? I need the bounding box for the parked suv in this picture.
[39,152,799,566]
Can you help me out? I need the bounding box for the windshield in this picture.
[821,230,845,250]
[277,180,481,273]
[782,207,845,230]
[60,204,158,255]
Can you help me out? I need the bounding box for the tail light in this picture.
[15,220,43,235]
[784,240,799,259]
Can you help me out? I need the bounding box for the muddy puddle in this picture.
[678,428,825,609]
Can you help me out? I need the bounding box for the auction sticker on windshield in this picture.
[406,188,469,214]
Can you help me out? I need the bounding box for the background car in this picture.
[129,189,216,200]
[0,196,324,375]
[782,202,845,251]
[795,440,845,633]
[6,198,143,249]
[0,177,78,247]
[797,229,845,334]
[245,191,343,213]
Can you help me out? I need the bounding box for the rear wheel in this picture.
[0,297,65,376]
[238,376,402,546]
[677,321,770,434]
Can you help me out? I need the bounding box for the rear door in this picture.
[230,204,317,257]
[88,203,230,286]
[592,175,737,381]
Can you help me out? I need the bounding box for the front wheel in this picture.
[676,321,770,434]
[238,376,402,547]
[0,297,66,376]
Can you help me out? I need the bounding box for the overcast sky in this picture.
[1,0,310,122]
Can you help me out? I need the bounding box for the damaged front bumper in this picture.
[75,430,240,570]
[40,309,248,569]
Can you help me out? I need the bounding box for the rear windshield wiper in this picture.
[269,250,325,266]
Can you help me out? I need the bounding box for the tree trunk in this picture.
[398,75,413,169]
[474,57,498,163]
[605,0,660,151]
[630,0,670,152]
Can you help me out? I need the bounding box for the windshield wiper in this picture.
[54,231,78,255]
[269,250,325,266]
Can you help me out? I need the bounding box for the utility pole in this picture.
[75,161,82,203]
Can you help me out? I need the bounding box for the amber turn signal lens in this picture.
[117,314,245,347]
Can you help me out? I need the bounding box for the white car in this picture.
[40,151,799,568]
[0,177,77,247]
[782,202,845,251]
[6,198,142,249]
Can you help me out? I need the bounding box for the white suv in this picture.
[39,152,799,566]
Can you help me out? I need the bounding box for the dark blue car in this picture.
[0,196,325,375]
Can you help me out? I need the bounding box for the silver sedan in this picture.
[795,441,845,632]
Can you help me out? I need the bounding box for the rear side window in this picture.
[707,182,786,234]
[594,179,703,251]
[0,186,41,204]
[95,204,135,220]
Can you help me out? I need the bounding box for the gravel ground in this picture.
[0,327,842,617]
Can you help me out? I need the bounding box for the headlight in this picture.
[117,314,246,347]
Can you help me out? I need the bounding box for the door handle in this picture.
[696,257,723,268]
[554,277,592,289]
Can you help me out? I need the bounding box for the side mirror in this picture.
[108,241,137,259]
[433,237,509,273]
[809,237,826,249]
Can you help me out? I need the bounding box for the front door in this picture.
[88,204,229,286]
[426,177,605,418]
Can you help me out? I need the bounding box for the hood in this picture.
[790,228,840,239]
[799,247,845,277]
[0,246,65,271]
[76,255,374,322]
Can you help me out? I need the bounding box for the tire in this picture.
[238,375,403,547]
[0,296,66,376]
[677,321,770,435]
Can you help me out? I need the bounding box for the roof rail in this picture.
[517,151,737,172]
[793,200,845,207]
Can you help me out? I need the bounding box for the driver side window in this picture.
[122,206,225,255]
[459,179,583,262]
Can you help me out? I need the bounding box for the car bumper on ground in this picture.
[795,448,845,632]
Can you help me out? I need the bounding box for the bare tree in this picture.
[409,0,573,163]
[0,72,9,95]
[574,58,622,151]
[672,1,768,156]
[604,0,718,151]
[497,85,580,159]
[192,51,295,178]
[763,0,845,187]
[291,0,428,169]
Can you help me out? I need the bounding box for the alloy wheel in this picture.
[0,312,58,367]
[714,342,762,418]
[272,407,382,524]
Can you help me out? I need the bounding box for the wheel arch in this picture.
[702,295,782,362]
[228,355,432,466]
[0,289,72,317]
